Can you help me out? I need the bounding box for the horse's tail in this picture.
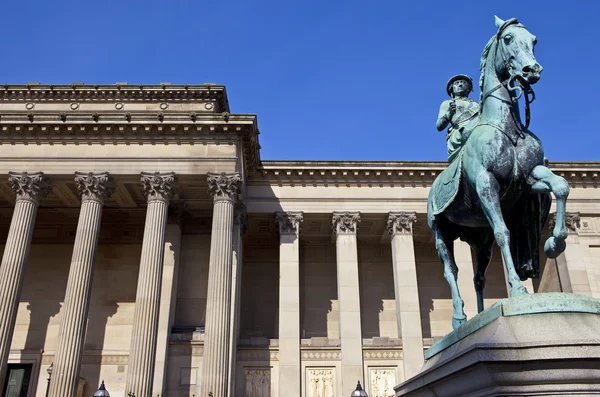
[506,191,551,280]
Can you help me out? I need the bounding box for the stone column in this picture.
[48,172,115,397]
[551,213,592,295]
[387,212,424,380]
[152,204,184,397]
[0,172,51,387]
[453,240,477,320]
[201,172,241,397]
[126,172,177,397]
[228,202,247,397]
[276,211,303,397]
[332,211,364,396]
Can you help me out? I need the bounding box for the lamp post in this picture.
[93,380,110,397]
[351,380,369,397]
[44,363,53,397]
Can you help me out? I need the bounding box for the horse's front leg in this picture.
[475,171,528,297]
[431,218,466,329]
[528,165,570,258]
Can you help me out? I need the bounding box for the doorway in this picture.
[2,364,32,397]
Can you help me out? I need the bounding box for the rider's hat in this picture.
[446,74,473,97]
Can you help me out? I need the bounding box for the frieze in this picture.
[237,349,278,361]
[363,350,403,360]
[169,345,205,357]
[244,368,271,397]
[301,350,341,361]
[42,355,129,365]
[307,368,334,397]
[369,368,397,397]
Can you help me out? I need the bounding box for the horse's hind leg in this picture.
[431,218,467,329]
[472,239,493,313]
[475,171,528,297]
[528,165,570,258]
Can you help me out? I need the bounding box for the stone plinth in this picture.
[394,293,600,397]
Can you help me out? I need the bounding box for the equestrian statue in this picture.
[428,16,571,330]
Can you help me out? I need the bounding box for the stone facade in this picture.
[0,84,597,397]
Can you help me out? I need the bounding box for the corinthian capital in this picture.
[207,173,241,202]
[74,172,116,203]
[8,171,52,203]
[332,211,361,235]
[276,211,303,235]
[140,172,177,203]
[387,211,417,235]
[549,212,580,233]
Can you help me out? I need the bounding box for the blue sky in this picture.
[1,1,597,161]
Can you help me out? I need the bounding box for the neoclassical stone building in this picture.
[0,84,597,397]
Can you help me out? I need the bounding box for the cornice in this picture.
[0,83,229,112]
[252,161,600,187]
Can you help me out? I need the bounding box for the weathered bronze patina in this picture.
[428,16,571,330]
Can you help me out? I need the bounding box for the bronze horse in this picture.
[428,16,570,330]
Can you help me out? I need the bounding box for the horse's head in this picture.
[494,16,542,85]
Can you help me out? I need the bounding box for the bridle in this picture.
[480,19,536,132]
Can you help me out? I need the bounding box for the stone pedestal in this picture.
[394,293,600,397]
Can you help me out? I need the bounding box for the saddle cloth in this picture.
[430,148,464,216]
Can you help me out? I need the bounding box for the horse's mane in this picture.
[478,35,496,113]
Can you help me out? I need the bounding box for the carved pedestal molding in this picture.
[49,172,115,397]
[276,212,304,397]
[387,212,424,379]
[126,172,177,397]
[228,201,247,397]
[0,172,51,387]
[201,173,242,397]
[332,211,364,396]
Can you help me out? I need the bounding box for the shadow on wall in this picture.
[299,240,337,339]
[358,243,394,339]
[80,244,139,397]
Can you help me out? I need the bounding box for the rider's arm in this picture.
[436,101,452,131]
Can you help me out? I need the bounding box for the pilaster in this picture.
[152,203,184,396]
[387,212,424,379]
[332,211,364,396]
[276,211,303,397]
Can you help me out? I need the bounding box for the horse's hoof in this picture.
[452,315,467,330]
[510,285,529,297]
[544,236,566,259]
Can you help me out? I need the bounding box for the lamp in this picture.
[351,380,369,397]
[44,363,53,397]
[93,380,110,397]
